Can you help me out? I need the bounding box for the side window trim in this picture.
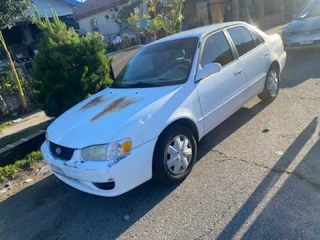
[198,30,237,70]
[223,28,239,59]
[248,29,262,47]
[247,26,265,44]
[225,25,262,59]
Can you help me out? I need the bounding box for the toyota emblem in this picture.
[56,147,62,155]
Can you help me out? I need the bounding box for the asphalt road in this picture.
[108,47,140,77]
[1,48,320,240]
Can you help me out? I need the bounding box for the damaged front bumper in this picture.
[41,139,157,197]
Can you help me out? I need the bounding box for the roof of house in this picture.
[63,0,83,7]
[74,0,128,20]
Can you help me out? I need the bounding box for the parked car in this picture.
[282,0,320,50]
[41,22,286,197]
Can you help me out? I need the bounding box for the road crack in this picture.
[209,149,320,189]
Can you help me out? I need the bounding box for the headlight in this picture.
[81,139,132,161]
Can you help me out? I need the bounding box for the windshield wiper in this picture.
[110,82,132,88]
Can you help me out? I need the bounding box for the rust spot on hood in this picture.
[91,97,137,122]
[80,96,105,112]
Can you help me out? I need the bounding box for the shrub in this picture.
[0,150,42,182]
[32,10,113,117]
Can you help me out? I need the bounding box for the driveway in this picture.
[1,49,320,240]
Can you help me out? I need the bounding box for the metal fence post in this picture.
[207,0,213,24]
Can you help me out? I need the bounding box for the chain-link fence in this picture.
[0,61,37,116]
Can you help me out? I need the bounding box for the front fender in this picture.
[112,83,204,149]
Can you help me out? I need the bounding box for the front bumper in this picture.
[282,32,320,50]
[41,139,157,197]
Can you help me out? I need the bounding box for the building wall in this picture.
[196,2,209,26]
[77,2,129,42]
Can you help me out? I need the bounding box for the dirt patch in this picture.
[0,160,52,202]
[91,97,137,122]
[80,96,105,112]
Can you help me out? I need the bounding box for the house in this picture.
[242,0,308,29]
[194,0,309,30]
[74,0,136,42]
[74,0,309,45]
[2,0,81,61]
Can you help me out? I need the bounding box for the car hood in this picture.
[47,85,178,149]
[285,16,320,33]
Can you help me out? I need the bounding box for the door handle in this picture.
[264,52,269,57]
[235,69,243,76]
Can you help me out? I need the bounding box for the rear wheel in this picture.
[258,66,280,102]
[153,124,197,184]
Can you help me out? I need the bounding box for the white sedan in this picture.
[41,22,286,197]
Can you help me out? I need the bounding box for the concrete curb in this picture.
[0,130,46,167]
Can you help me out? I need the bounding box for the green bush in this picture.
[0,150,42,182]
[32,10,113,117]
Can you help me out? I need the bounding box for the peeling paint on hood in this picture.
[47,86,178,149]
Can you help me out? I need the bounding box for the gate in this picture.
[207,0,233,24]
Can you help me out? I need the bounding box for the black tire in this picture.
[258,65,280,102]
[153,124,197,184]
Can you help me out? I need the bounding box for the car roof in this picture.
[148,21,244,45]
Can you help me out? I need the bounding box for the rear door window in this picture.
[227,26,256,57]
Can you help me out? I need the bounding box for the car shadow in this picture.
[0,176,178,240]
[216,117,318,240]
[281,49,320,89]
[198,99,270,160]
[242,137,320,239]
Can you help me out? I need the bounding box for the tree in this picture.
[127,7,161,40]
[0,0,31,110]
[127,0,185,38]
[32,10,113,117]
[154,0,185,35]
[106,0,143,28]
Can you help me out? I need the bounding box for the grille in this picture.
[50,142,75,161]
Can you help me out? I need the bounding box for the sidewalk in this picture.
[265,23,289,35]
[0,111,51,138]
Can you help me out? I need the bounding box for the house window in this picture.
[91,18,99,32]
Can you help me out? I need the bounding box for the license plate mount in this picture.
[300,39,314,45]
[50,164,65,176]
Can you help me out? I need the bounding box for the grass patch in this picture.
[0,150,42,183]
[0,121,14,132]
[0,120,52,149]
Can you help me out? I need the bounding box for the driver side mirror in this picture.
[196,63,222,82]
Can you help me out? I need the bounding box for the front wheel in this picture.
[153,124,197,184]
[258,66,280,102]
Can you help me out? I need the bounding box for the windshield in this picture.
[111,37,199,88]
[297,0,320,18]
